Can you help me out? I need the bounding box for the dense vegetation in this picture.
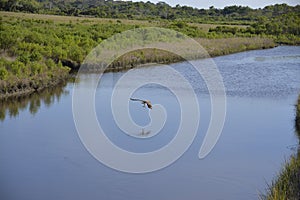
[0,1,299,22]
[0,12,276,96]
[0,12,139,97]
[0,1,299,98]
[0,1,299,46]
[0,0,299,42]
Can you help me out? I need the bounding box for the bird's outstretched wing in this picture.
[130,98,152,109]
[130,98,144,102]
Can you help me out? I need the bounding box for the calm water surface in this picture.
[0,46,300,200]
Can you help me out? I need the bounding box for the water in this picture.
[1,46,300,200]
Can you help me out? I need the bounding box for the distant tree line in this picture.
[0,1,298,21]
[0,1,299,37]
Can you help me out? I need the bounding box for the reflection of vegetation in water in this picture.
[263,95,300,200]
[0,82,69,121]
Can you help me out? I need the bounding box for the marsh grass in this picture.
[0,11,248,33]
[196,37,276,56]
[106,37,276,71]
[0,11,276,98]
[262,154,300,200]
[0,11,158,26]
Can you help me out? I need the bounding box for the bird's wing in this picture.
[130,98,144,102]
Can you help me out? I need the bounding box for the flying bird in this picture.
[130,98,152,109]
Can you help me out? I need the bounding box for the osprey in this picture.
[130,98,152,109]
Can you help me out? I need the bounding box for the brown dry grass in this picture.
[0,11,248,31]
[188,23,249,32]
[0,11,158,26]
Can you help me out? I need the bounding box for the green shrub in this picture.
[30,62,42,75]
[17,53,31,65]
[45,59,56,70]
[0,67,9,80]
[10,61,25,77]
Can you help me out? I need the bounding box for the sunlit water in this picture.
[1,46,300,200]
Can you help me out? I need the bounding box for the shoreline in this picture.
[81,37,277,72]
[0,40,277,100]
[263,94,300,199]
[0,71,69,100]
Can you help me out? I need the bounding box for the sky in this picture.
[128,0,299,9]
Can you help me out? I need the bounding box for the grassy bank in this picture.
[106,37,275,71]
[0,60,70,99]
[264,154,300,200]
[0,11,283,98]
[263,95,300,200]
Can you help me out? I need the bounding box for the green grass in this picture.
[105,37,275,71]
[263,154,300,200]
[0,11,278,98]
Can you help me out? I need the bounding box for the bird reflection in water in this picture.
[138,129,151,137]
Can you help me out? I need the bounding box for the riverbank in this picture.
[0,37,276,99]
[0,67,69,100]
[263,95,300,200]
[0,10,280,99]
[107,37,276,71]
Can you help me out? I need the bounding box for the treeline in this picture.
[208,12,300,44]
[1,1,299,40]
[0,0,299,22]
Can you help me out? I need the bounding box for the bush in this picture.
[30,62,42,75]
[10,61,25,77]
[45,59,56,70]
[0,67,9,80]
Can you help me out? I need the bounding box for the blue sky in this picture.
[128,0,299,9]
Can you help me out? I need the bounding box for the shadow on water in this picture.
[0,82,69,121]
